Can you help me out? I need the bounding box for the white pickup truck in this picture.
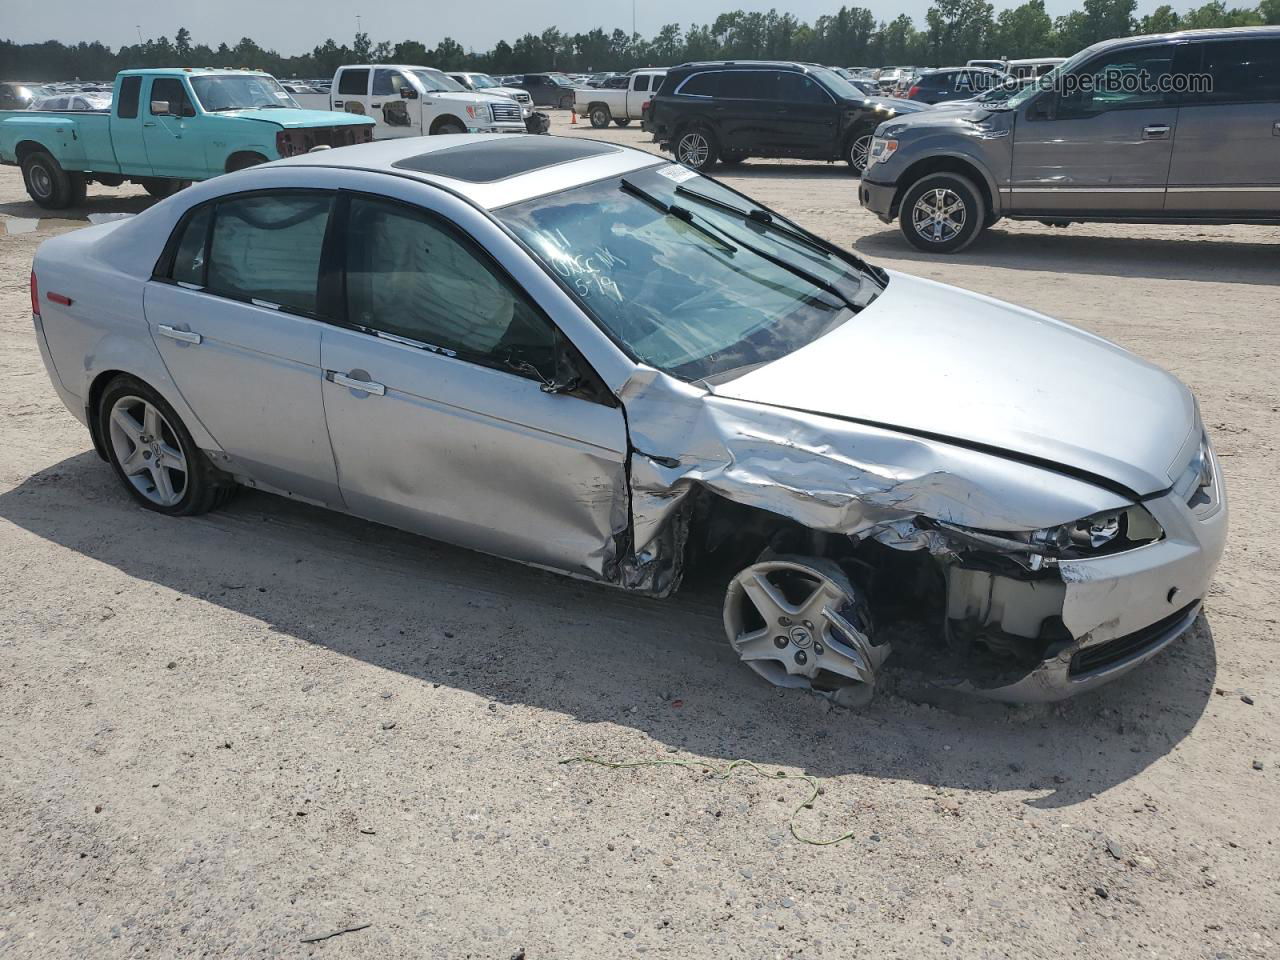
[300,64,527,139]
[574,69,665,128]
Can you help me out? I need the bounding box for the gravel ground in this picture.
[1,112,1278,959]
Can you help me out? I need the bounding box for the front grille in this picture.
[513,91,532,104]
[490,101,523,123]
[1068,601,1199,676]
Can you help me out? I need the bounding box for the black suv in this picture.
[648,61,926,173]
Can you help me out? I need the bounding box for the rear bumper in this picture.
[859,176,898,223]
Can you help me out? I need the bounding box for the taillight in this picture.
[908,85,922,98]
[30,271,39,317]
[275,130,294,157]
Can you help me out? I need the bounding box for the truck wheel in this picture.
[68,174,88,207]
[21,151,74,209]
[142,178,189,199]
[674,125,719,172]
[226,153,267,173]
[613,118,631,127]
[588,105,611,128]
[845,132,875,175]
[432,118,466,135]
[899,173,985,254]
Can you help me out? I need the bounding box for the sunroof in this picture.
[392,137,621,183]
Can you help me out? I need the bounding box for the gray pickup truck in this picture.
[859,26,1280,252]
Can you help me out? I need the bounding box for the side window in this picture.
[372,68,405,97]
[632,74,650,93]
[605,76,627,89]
[117,75,141,118]
[150,78,194,117]
[1193,39,1280,105]
[723,72,767,99]
[169,205,213,286]
[1057,44,1176,118]
[205,192,333,315]
[677,72,720,98]
[343,196,557,380]
[774,72,831,105]
[337,69,370,97]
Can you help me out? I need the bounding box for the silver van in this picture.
[860,27,1280,252]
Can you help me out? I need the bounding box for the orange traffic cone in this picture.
[571,107,577,125]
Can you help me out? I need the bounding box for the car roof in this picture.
[116,67,272,77]
[275,134,665,209]
[1081,24,1280,56]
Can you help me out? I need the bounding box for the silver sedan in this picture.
[29,134,1227,704]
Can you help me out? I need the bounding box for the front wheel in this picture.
[21,151,74,209]
[845,132,874,175]
[674,126,718,171]
[142,178,189,199]
[98,375,235,516]
[898,173,985,254]
[433,119,466,135]
[589,105,611,128]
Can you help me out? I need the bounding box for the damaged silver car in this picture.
[30,134,1227,703]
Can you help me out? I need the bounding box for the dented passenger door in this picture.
[318,193,630,578]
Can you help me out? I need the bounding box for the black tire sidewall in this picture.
[899,174,984,254]
[22,152,70,209]
[614,118,631,127]
[589,106,610,128]
[434,121,465,135]
[98,375,217,516]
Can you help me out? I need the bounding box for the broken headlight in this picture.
[1029,505,1163,557]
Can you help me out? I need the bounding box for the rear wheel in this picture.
[142,178,189,199]
[21,150,74,209]
[899,173,985,254]
[613,118,631,127]
[589,105,611,128]
[674,125,718,171]
[98,375,235,517]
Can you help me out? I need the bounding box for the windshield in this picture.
[810,65,866,101]
[190,74,298,111]
[407,70,454,93]
[549,73,574,86]
[468,74,498,88]
[497,166,879,382]
[1003,48,1092,110]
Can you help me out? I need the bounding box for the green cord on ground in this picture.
[559,755,859,847]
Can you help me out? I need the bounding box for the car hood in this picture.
[852,95,926,115]
[713,271,1196,496]
[432,91,516,104]
[217,108,372,128]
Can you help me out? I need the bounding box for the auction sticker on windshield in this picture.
[656,164,699,184]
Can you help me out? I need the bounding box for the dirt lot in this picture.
[2,113,1278,959]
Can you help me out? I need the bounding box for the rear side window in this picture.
[117,75,141,118]
[1192,39,1280,105]
[205,193,334,315]
[677,72,720,97]
[342,195,557,380]
[632,74,650,92]
[170,205,213,286]
[337,69,369,96]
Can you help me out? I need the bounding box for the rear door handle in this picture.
[1142,124,1171,140]
[332,100,344,107]
[326,370,386,396]
[157,324,201,345]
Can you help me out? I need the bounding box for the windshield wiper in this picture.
[619,178,737,253]
[674,184,887,287]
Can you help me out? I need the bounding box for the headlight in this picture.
[868,137,898,165]
[465,103,491,121]
[1030,506,1163,556]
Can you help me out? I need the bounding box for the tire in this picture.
[67,173,87,207]
[21,150,74,209]
[898,173,986,254]
[588,105,611,127]
[719,152,745,167]
[673,125,719,172]
[845,131,875,175]
[613,118,631,127]
[226,153,267,173]
[433,118,466,135]
[142,178,189,199]
[98,374,236,517]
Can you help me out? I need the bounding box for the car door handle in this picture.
[1142,124,1171,140]
[157,324,201,345]
[332,100,344,107]
[143,121,157,127]
[326,370,386,396]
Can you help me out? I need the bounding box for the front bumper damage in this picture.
[617,368,1227,702]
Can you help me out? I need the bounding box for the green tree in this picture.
[993,0,1054,58]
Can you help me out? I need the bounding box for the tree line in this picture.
[2,0,1277,82]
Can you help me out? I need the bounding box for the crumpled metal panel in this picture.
[619,367,1132,555]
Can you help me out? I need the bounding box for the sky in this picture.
[7,0,1181,54]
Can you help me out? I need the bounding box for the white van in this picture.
[328,65,526,139]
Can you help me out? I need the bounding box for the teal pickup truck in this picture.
[0,67,374,209]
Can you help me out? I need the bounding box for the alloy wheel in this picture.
[676,131,710,168]
[723,559,878,694]
[911,187,967,243]
[849,134,873,173]
[107,396,188,507]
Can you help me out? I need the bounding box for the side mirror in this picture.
[400,86,418,100]
[150,100,171,116]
